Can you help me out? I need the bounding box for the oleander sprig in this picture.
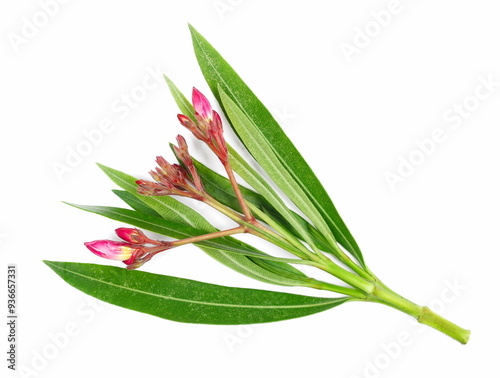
[45,25,470,345]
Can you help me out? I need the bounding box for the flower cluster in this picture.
[136,135,204,200]
[85,88,250,270]
[85,228,171,270]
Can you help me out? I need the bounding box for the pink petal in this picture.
[192,87,212,120]
[84,240,134,261]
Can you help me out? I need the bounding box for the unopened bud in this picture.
[192,87,213,120]
[84,240,140,261]
[115,228,148,244]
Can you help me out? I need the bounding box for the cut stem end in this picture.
[417,306,470,345]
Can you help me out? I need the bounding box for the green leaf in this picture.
[189,25,364,266]
[163,75,196,121]
[44,261,349,324]
[220,88,337,252]
[112,189,161,217]
[67,203,211,242]
[227,145,333,254]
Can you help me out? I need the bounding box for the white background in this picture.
[1,1,499,377]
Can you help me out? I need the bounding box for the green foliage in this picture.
[44,261,349,324]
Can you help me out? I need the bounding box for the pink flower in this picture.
[84,240,140,261]
[115,228,148,244]
[192,88,221,134]
[192,87,213,120]
[85,229,172,270]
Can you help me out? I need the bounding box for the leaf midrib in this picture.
[45,262,340,310]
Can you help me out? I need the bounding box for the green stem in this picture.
[368,284,470,344]
[328,244,373,281]
[319,259,375,294]
[205,195,369,293]
[248,203,318,260]
[418,307,470,344]
[202,195,311,259]
[305,278,367,298]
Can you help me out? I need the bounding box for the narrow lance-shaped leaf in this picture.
[44,261,350,325]
[226,145,333,252]
[164,74,196,121]
[220,88,338,251]
[188,25,365,266]
[112,189,161,217]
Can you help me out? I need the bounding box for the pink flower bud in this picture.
[84,240,140,261]
[192,87,213,120]
[115,228,148,244]
[177,114,205,141]
[177,114,197,129]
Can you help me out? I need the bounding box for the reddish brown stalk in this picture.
[223,163,255,221]
[169,226,246,248]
